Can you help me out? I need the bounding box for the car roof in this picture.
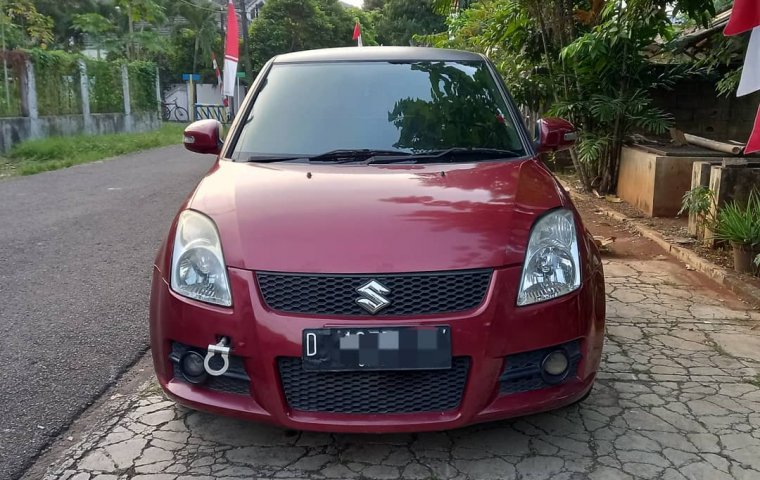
[273,47,485,64]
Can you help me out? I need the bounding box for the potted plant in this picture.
[714,190,760,274]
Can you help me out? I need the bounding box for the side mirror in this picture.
[536,118,577,153]
[183,119,223,155]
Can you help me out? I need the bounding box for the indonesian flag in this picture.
[724,0,760,36]
[223,0,238,98]
[353,21,362,47]
[725,2,760,153]
[211,52,222,88]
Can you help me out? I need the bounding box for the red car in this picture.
[150,47,605,433]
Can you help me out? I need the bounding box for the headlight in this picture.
[517,209,581,306]
[170,210,232,307]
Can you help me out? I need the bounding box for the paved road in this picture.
[33,257,760,480]
[0,147,213,480]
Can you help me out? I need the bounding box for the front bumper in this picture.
[150,265,605,432]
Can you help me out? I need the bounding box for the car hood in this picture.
[189,158,567,273]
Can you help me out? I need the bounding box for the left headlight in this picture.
[170,210,232,307]
[517,209,581,306]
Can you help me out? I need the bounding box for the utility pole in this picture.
[235,0,253,82]
[1,0,9,109]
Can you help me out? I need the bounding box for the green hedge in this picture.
[0,49,158,116]
[83,58,123,114]
[0,51,26,117]
[27,49,83,116]
[128,61,158,112]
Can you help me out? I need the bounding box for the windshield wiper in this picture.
[246,149,411,164]
[366,147,523,165]
[246,155,308,163]
[307,149,411,163]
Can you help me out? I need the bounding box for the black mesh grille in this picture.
[170,342,251,396]
[499,341,581,395]
[257,270,492,316]
[278,357,470,413]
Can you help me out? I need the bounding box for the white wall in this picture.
[164,83,247,116]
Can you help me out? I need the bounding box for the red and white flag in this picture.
[223,0,239,98]
[353,21,363,47]
[725,1,760,153]
[211,52,222,88]
[724,0,760,36]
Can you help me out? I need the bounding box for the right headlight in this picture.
[170,210,232,307]
[517,209,581,306]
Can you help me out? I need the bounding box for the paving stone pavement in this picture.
[37,259,760,480]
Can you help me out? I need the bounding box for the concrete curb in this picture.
[566,187,760,308]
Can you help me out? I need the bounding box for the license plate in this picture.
[302,326,452,371]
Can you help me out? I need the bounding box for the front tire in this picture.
[174,107,189,122]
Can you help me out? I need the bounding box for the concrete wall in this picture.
[617,147,657,216]
[0,60,162,153]
[0,112,160,153]
[617,146,710,217]
[652,80,760,142]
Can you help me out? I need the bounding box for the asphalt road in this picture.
[0,146,213,480]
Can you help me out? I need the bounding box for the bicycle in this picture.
[161,100,189,122]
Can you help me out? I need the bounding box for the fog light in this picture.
[541,350,569,383]
[180,351,208,384]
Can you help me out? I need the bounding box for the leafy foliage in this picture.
[433,0,716,193]
[128,61,158,112]
[248,0,356,72]
[84,57,124,113]
[714,190,760,246]
[376,0,446,46]
[0,0,54,49]
[679,185,715,218]
[27,49,82,115]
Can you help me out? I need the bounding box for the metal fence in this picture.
[194,104,230,123]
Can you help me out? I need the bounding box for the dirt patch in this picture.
[561,174,760,285]
[568,182,756,309]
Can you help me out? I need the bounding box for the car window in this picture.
[231,60,526,160]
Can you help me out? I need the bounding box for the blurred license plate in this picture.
[302,326,451,371]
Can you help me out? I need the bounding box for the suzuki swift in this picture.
[150,47,605,433]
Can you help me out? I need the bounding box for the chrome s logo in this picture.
[355,280,391,314]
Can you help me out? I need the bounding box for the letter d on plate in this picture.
[305,332,317,357]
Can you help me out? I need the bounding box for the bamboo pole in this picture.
[684,133,743,155]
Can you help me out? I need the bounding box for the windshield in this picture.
[231,60,526,160]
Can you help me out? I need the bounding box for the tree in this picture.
[432,0,717,194]
[173,0,220,75]
[376,0,446,46]
[363,0,386,11]
[346,6,381,46]
[114,0,166,60]
[248,0,354,72]
[71,13,113,59]
[34,0,106,49]
[0,0,54,49]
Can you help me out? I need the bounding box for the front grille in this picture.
[499,341,581,395]
[278,357,470,413]
[257,270,492,316]
[170,342,251,396]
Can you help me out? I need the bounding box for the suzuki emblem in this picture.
[355,280,391,314]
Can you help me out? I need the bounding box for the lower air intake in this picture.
[278,357,470,414]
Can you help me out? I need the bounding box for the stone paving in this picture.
[37,259,760,480]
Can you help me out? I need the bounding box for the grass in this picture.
[0,122,187,177]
